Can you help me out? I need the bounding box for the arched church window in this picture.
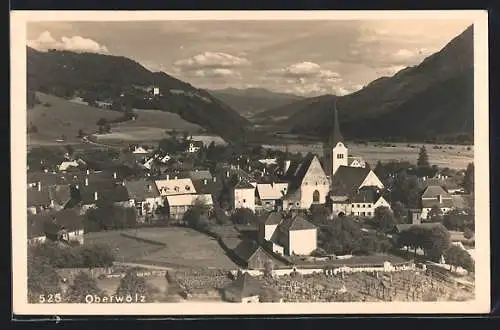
[312,190,320,203]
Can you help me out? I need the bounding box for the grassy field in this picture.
[263,142,474,170]
[27,93,124,146]
[84,230,165,262]
[120,227,238,269]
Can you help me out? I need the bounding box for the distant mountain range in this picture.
[208,87,305,118]
[27,47,250,142]
[255,25,474,143]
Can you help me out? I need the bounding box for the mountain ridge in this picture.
[26,47,250,142]
[256,25,474,143]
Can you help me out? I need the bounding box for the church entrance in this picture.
[312,190,320,203]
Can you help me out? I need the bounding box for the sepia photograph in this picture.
[11,10,490,315]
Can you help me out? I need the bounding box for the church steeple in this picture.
[328,98,343,146]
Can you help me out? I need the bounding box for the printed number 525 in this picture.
[39,293,62,303]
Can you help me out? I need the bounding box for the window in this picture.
[312,190,320,203]
[266,202,271,205]
[367,212,372,216]
[361,212,365,216]
[243,199,246,203]
[185,186,190,191]
[363,204,366,208]
[368,204,372,208]
[352,204,355,207]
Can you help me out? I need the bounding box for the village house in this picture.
[27,209,85,246]
[230,179,256,211]
[124,179,163,220]
[259,211,318,256]
[131,145,151,155]
[75,177,131,213]
[221,272,279,303]
[154,175,214,220]
[420,185,455,219]
[256,182,289,210]
[27,181,72,215]
[186,140,203,153]
[57,159,86,172]
[231,240,279,270]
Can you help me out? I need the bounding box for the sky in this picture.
[26,19,472,97]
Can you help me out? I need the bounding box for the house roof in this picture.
[350,187,381,203]
[232,240,261,262]
[124,179,160,200]
[27,172,67,186]
[187,170,213,181]
[155,178,196,196]
[165,193,213,207]
[48,184,72,205]
[276,213,317,232]
[79,183,130,204]
[191,178,222,195]
[257,183,288,200]
[28,209,84,238]
[234,180,256,190]
[330,166,371,197]
[287,153,316,189]
[223,272,264,299]
[263,211,283,225]
[27,187,51,206]
[422,185,451,199]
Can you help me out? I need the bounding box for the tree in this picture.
[421,224,451,261]
[373,206,396,233]
[392,201,407,222]
[320,217,362,255]
[444,245,474,273]
[263,260,274,278]
[231,208,257,226]
[65,271,102,303]
[417,146,430,168]
[443,209,466,231]
[428,205,444,222]
[116,269,149,299]
[77,129,86,138]
[462,163,474,194]
[27,252,61,303]
[463,227,474,240]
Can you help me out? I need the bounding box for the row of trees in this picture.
[84,200,137,233]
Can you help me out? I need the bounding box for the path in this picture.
[113,261,174,271]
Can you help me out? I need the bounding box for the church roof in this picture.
[284,153,316,192]
[330,166,371,197]
[351,186,382,203]
[327,99,344,146]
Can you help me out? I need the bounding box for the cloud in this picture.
[27,31,109,54]
[173,51,250,71]
[193,68,240,78]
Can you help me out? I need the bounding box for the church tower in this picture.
[323,99,348,179]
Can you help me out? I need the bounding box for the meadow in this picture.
[86,227,238,270]
[263,142,474,170]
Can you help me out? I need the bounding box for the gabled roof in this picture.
[223,272,263,299]
[232,240,261,262]
[421,185,451,199]
[290,153,315,188]
[256,183,288,200]
[79,183,130,204]
[187,170,213,181]
[124,179,160,200]
[27,187,51,206]
[155,178,196,196]
[330,166,371,197]
[276,213,317,232]
[350,187,381,203]
[191,178,222,195]
[263,211,283,225]
[28,209,84,238]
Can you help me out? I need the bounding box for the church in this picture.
[281,100,389,216]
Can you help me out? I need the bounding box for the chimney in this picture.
[213,176,217,183]
[226,171,230,178]
[85,177,89,186]
[75,184,79,190]
[147,184,152,191]
[86,169,90,175]
[113,172,117,179]
[50,199,55,207]
[438,195,443,204]
[174,176,178,180]
[37,181,41,191]
[166,174,170,180]
[203,179,207,185]
[94,191,98,201]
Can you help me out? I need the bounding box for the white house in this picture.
[260,211,318,256]
[420,185,455,219]
[28,209,85,246]
[166,193,213,220]
[186,141,203,153]
[231,180,256,211]
[132,145,150,155]
[124,179,164,219]
[256,182,288,210]
[348,157,367,168]
[58,160,80,172]
[155,176,196,196]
